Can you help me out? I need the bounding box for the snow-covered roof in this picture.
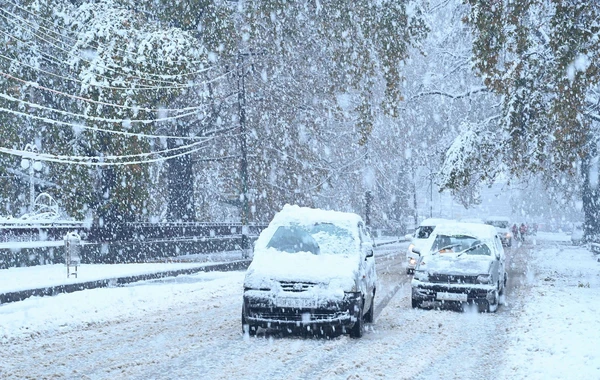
[432,222,497,240]
[268,204,363,230]
[485,216,511,222]
[419,218,453,227]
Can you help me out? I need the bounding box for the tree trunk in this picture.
[581,142,600,242]
[167,138,195,222]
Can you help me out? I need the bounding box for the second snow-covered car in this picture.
[242,205,377,338]
[485,216,512,247]
[405,218,452,274]
[411,222,506,312]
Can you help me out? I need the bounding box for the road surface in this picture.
[0,240,539,379]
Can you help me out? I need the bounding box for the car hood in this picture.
[421,254,492,276]
[244,249,359,292]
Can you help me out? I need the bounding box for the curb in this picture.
[0,260,250,305]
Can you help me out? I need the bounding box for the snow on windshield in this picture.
[265,223,354,256]
[431,234,491,256]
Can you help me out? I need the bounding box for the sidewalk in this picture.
[0,250,250,305]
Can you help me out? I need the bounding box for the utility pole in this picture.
[237,53,250,259]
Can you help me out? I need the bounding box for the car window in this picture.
[487,221,509,228]
[431,234,492,256]
[416,226,435,239]
[266,223,355,256]
[266,226,320,255]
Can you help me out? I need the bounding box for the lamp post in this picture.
[20,143,42,214]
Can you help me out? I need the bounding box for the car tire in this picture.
[242,307,256,336]
[411,298,419,309]
[487,289,499,313]
[364,290,375,323]
[349,297,364,338]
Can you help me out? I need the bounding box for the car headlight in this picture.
[506,233,511,238]
[409,257,417,265]
[477,274,492,284]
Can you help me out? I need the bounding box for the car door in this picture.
[494,235,506,289]
[358,222,376,308]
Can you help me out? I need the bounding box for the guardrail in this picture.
[0,222,268,268]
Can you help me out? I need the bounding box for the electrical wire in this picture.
[0,69,235,114]
[0,51,236,93]
[0,9,205,87]
[0,6,216,81]
[0,144,211,166]
[2,0,215,68]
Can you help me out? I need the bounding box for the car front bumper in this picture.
[243,291,361,329]
[411,280,497,305]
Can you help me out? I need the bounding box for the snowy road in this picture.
[1,238,596,379]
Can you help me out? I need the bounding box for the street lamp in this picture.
[20,143,42,214]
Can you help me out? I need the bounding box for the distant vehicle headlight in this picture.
[477,274,492,284]
[506,233,511,238]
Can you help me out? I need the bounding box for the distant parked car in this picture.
[405,218,452,274]
[411,222,507,312]
[485,216,512,247]
[571,223,584,245]
[242,205,377,338]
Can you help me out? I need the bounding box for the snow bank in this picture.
[501,241,600,379]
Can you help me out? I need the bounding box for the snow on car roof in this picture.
[268,204,363,229]
[254,204,364,250]
[485,216,511,222]
[419,218,453,227]
[432,222,498,240]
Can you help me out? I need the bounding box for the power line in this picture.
[0,144,211,166]
[0,51,235,92]
[0,70,235,114]
[2,0,214,68]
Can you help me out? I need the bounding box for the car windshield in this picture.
[430,234,492,256]
[416,226,435,239]
[487,221,509,228]
[266,223,355,255]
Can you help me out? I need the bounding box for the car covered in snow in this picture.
[411,222,507,312]
[485,216,512,247]
[405,218,452,274]
[242,205,377,337]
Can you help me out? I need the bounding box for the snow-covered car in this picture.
[242,205,377,338]
[485,216,512,247]
[405,218,452,274]
[571,223,584,245]
[411,222,507,312]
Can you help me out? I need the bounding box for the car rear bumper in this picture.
[243,292,361,329]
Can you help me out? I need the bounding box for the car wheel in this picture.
[364,290,375,323]
[411,298,419,309]
[487,289,499,313]
[242,307,256,336]
[349,298,364,338]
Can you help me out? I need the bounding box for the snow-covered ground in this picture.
[0,233,598,379]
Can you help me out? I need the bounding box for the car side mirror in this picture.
[412,247,421,256]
